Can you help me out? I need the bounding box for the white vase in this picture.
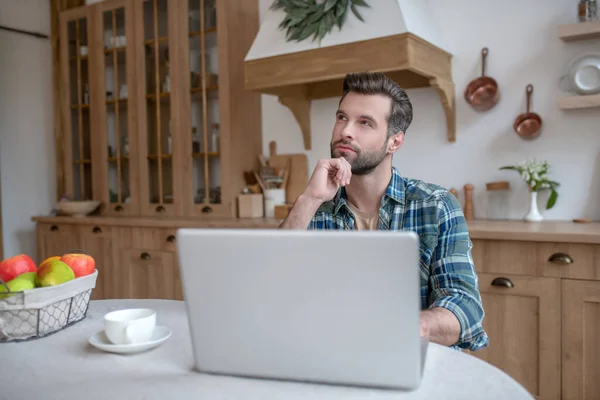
[524,190,544,222]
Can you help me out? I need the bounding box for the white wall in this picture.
[257,0,600,221]
[0,0,55,260]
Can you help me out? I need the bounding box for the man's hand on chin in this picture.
[419,308,461,347]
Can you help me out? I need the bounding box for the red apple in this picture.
[0,254,37,283]
[59,253,95,278]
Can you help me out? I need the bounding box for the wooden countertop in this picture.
[31,216,600,244]
[31,215,282,229]
[466,220,600,244]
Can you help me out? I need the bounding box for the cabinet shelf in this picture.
[108,156,129,162]
[143,36,168,45]
[71,104,90,110]
[559,20,600,41]
[557,93,600,109]
[189,26,216,37]
[106,98,127,106]
[147,153,172,160]
[192,152,219,158]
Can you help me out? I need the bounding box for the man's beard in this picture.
[330,139,388,176]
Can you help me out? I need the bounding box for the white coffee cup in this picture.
[103,308,156,345]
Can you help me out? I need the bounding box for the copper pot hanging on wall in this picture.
[464,47,500,112]
[513,84,542,140]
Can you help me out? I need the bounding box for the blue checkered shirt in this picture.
[307,167,488,352]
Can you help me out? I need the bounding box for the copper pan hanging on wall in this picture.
[513,84,542,140]
[464,47,500,112]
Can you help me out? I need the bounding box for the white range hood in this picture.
[244,0,455,149]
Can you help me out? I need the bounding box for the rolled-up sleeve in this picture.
[428,193,489,351]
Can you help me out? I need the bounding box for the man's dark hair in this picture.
[340,72,413,137]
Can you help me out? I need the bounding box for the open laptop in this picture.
[176,228,428,391]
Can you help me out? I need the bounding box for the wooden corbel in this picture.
[430,78,456,142]
[277,87,312,150]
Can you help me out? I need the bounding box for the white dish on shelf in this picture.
[88,325,171,354]
[57,200,101,217]
[561,53,600,95]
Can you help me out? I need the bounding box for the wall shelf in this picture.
[557,93,600,109]
[559,20,600,41]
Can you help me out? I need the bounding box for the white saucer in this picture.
[88,326,171,354]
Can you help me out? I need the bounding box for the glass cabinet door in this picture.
[93,0,139,215]
[60,9,94,201]
[135,0,181,216]
[185,0,226,216]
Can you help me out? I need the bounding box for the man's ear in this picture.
[387,132,405,153]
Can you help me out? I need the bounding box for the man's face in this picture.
[330,92,391,175]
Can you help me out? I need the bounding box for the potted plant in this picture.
[499,159,560,222]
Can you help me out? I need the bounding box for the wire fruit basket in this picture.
[0,250,97,343]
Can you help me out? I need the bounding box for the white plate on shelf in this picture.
[561,53,600,95]
[88,325,171,354]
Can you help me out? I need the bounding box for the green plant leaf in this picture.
[270,0,284,10]
[307,6,324,24]
[336,11,346,29]
[287,14,307,26]
[351,0,370,7]
[297,22,317,41]
[290,0,311,6]
[314,17,328,41]
[335,0,348,16]
[498,166,520,171]
[323,0,337,13]
[350,4,364,21]
[546,189,558,209]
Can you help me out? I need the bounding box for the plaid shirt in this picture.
[307,167,489,352]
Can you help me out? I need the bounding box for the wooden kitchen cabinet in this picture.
[471,237,600,400]
[90,0,140,216]
[59,7,95,202]
[562,279,600,400]
[476,273,561,400]
[117,249,182,300]
[56,0,261,219]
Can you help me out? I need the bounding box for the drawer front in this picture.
[540,242,600,281]
[472,239,538,276]
[473,239,600,280]
[131,228,178,252]
[77,224,113,239]
[38,222,79,235]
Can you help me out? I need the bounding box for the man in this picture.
[279,72,488,352]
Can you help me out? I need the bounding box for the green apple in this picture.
[0,275,36,299]
[15,272,38,286]
[36,260,75,287]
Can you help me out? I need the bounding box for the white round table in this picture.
[1,299,532,399]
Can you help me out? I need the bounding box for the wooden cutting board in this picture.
[268,141,308,204]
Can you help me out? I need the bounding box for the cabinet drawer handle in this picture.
[166,235,176,243]
[156,205,166,213]
[92,226,102,234]
[140,252,151,261]
[115,205,124,212]
[50,225,59,232]
[202,205,213,214]
[491,277,514,288]
[548,253,573,265]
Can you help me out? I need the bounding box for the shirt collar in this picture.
[332,166,406,216]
